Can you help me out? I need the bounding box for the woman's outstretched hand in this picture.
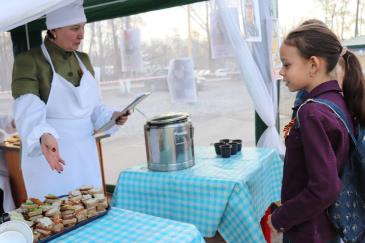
[40,133,65,173]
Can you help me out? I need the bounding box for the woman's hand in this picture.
[268,214,280,236]
[40,133,65,173]
[112,110,131,125]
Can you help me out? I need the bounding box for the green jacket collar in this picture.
[44,38,73,59]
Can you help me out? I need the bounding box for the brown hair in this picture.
[284,23,365,125]
[300,19,327,27]
[46,30,56,40]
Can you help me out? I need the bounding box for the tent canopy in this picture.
[8,0,207,32]
[4,0,206,55]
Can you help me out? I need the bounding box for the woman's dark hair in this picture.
[284,23,365,125]
[46,30,55,40]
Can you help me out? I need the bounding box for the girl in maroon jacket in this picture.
[267,23,365,243]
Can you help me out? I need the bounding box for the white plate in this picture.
[0,220,33,243]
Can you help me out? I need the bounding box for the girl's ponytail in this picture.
[342,50,365,125]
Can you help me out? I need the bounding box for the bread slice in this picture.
[52,223,64,233]
[63,217,77,227]
[36,217,54,231]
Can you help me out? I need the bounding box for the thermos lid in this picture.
[147,112,190,126]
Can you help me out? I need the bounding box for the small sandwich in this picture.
[96,199,108,212]
[93,193,106,202]
[52,200,63,208]
[82,194,92,201]
[87,210,98,218]
[88,188,104,195]
[28,214,43,222]
[20,200,38,211]
[34,228,52,238]
[44,194,58,200]
[69,196,82,205]
[25,208,43,221]
[44,194,59,204]
[45,207,60,217]
[33,231,41,242]
[83,198,98,209]
[52,214,63,225]
[69,190,81,197]
[79,185,93,191]
[73,204,85,214]
[88,188,102,195]
[40,204,54,213]
[75,209,87,222]
[29,198,44,206]
[62,212,76,220]
[52,223,64,233]
[61,209,75,217]
[36,217,55,231]
[62,217,77,227]
[61,204,75,212]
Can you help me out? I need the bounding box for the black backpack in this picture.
[297,98,365,243]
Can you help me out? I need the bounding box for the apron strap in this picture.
[41,43,56,73]
[73,51,88,73]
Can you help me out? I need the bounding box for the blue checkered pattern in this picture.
[112,147,283,243]
[50,207,204,243]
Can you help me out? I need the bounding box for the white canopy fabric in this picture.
[0,0,78,32]
[216,0,285,155]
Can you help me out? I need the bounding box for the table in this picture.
[112,147,283,243]
[0,134,110,207]
[51,207,204,243]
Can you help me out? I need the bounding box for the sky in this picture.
[97,0,359,43]
[138,0,324,42]
[277,0,321,32]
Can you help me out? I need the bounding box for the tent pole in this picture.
[25,24,30,50]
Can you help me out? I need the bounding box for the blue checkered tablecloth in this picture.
[50,207,204,243]
[112,147,283,243]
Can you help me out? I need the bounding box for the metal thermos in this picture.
[144,112,195,171]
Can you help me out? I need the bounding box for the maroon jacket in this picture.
[271,80,352,243]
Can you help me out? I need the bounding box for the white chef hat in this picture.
[46,0,86,29]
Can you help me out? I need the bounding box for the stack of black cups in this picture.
[214,139,242,158]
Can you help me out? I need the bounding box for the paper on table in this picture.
[93,92,151,135]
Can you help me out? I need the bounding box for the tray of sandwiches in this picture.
[7,186,108,242]
[4,134,21,147]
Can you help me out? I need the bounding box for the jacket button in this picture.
[68,72,73,77]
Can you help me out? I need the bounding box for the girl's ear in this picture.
[308,56,322,75]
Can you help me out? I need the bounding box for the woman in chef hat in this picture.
[12,0,130,198]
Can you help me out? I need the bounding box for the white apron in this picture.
[21,44,102,198]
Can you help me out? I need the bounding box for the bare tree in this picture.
[0,32,14,90]
[337,0,351,39]
[317,0,337,29]
[316,0,356,39]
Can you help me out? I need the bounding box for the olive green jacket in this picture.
[12,38,94,103]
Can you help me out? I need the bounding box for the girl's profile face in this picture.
[279,43,311,92]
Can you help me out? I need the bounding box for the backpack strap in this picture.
[295,98,356,145]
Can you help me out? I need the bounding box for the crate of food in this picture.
[6,186,109,242]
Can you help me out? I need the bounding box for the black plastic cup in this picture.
[220,144,232,158]
[219,139,232,144]
[214,142,225,155]
[228,142,238,155]
[232,139,242,151]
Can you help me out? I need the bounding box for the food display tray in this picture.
[38,206,109,243]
